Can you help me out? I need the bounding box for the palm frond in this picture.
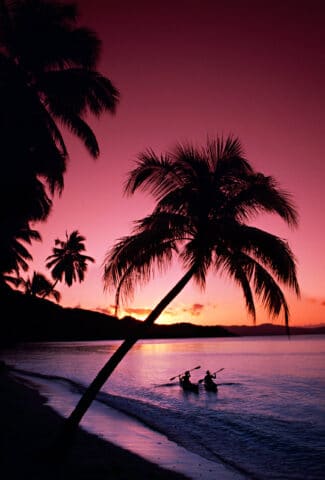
[235,225,300,295]
[210,136,253,176]
[214,252,256,320]
[0,224,41,274]
[124,151,182,199]
[253,262,290,332]
[60,114,99,157]
[228,174,298,227]
[103,222,177,306]
[41,68,119,117]
[3,274,23,289]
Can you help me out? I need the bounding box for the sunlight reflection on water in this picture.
[2,335,324,480]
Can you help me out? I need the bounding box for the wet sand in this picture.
[0,367,189,479]
[1,363,246,480]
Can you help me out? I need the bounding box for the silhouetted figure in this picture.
[179,370,199,393]
[180,370,191,387]
[204,370,217,391]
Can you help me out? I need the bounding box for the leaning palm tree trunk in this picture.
[55,265,196,451]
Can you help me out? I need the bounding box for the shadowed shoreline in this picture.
[0,366,188,479]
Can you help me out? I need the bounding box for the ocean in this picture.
[1,335,324,480]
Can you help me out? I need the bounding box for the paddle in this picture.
[169,365,201,381]
[198,367,225,384]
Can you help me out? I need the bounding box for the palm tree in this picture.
[0,178,52,283]
[0,0,119,179]
[0,224,42,287]
[20,271,61,302]
[0,0,119,277]
[56,136,300,450]
[45,230,95,297]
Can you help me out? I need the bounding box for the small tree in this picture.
[45,230,95,297]
[21,271,61,302]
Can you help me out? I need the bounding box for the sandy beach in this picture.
[0,366,189,480]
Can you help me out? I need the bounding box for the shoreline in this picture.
[0,367,189,480]
[21,370,245,480]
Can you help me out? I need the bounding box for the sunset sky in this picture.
[29,0,324,327]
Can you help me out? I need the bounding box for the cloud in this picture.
[305,296,325,306]
[95,303,206,320]
[164,308,179,317]
[306,297,317,304]
[96,305,116,315]
[182,303,205,316]
[124,307,152,316]
[126,303,205,318]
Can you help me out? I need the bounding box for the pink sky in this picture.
[30,0,325,327]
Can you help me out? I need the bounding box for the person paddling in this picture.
[179,370,199,393]
[180,370,191,387]
[204,370,217,389]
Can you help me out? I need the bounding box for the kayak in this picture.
[204,382,218,393]
[179,378,199,393]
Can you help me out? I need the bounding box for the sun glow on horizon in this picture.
[80,292,325,328]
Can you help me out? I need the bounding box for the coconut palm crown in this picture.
[57,136,300,451]
[46,230,95,288]
[104,136,300,328]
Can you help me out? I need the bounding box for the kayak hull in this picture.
[179,379,199,393]
[204,382,218,393]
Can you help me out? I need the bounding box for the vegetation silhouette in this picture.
[44,230,95,298]
[20,271,61,303]
[55,135,300,450]
[0,226,41,290]
[0,0,119,281]
[2,229,93,305]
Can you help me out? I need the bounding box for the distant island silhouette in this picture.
[1,288,324,344]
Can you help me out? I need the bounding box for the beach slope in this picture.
[0,367,188,479]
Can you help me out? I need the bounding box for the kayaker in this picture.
[204,370,216,388]
[180,370,191,386]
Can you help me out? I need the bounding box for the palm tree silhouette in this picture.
[0,225,41,287]
[20,271,61,302]
[57,136,300,449]
[0,0,119,278]
[45,230,95,297]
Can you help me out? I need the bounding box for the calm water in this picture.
[1,335,324,480]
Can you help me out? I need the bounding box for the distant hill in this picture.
[0,288,233,344]
[1,288,324,344]
[227,323,325,336]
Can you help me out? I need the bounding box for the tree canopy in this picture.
[0,0,119,279]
